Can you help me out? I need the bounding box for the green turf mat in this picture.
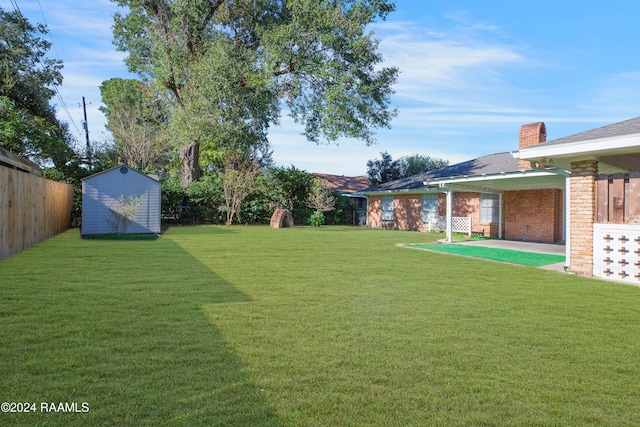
[408,244,565,266]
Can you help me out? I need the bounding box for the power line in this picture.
[8,0,22,15]
[55,87,82,135]
[8,0,90,143]
[35,0,60,59]
[31,0,82,136]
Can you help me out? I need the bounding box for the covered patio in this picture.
[425,168,568,247]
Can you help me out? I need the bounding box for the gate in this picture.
[593,173,640,282]
[597,173,640,224]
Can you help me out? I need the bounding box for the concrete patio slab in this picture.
[454,239,566,256]
[538,262,568,272]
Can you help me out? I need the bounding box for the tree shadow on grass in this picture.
[0,233,282,426]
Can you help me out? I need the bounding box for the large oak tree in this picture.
[111,0,398,186]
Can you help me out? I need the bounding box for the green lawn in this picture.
[1,226,640,426]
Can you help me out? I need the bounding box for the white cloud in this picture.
[375,20,528,112]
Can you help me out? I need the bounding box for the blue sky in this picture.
[4,0,640,175]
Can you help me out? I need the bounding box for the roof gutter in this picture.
[515,132,640,160]
[423,168,562,187]
[359,186,440,196]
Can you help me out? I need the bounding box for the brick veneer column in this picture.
[570,160,598,275]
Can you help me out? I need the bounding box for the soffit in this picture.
[435,172,566,193]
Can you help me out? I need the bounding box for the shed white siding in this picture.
[82,166,161,235]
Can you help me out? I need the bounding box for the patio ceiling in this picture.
[516,131,640,174]
[430,170,566,193]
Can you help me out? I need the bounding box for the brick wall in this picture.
[394,194,424,230]
[570,160,598,275]
[367,196,383,228]
[450,192,496,237]
[503,189,563,242]
[366,194,427,230]
[367,192,498,235]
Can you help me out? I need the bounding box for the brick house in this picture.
[361,117,640,283]
[362,122,566,243]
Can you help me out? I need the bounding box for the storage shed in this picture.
[82,165,161,235]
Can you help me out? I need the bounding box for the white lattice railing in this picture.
[428,216,472,236]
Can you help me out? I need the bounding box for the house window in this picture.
[422,194,438,224]
[381,196,394,222]
[480,193,499,223]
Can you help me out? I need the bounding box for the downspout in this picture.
[363,194,369,227]
[564,173,571,268]
[498,192,503,239]
[445,187,453,243]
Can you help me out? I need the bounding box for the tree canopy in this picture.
[0,8,62,121]
[99,78,169,172]
[111,0,399,186]
[0,7,76,169]
[367,151,449,185]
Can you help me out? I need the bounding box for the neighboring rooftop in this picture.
[312,173,369,195]
[362,152,519,193]
[0,147,41,176]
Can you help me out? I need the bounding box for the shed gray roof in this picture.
[362,152,519,193]
[82,164,160,183]
[540,116,640,146]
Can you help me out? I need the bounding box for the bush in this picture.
[308,211,325,227]
[186,175,224,223]
[236,173,275,224]
[324,194,356,225]
[161,178,190,223]
[160,167,335,226]
[161,175,224,224]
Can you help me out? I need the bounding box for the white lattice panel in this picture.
[451,216,471,234]
[429,216,471,235]
[593,224,640,283]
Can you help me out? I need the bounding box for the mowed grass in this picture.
[2,226,640,426]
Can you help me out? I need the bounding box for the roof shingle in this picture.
[362,152,519,193]
[540,116,640,146]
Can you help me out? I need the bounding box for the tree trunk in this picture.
[180,141,200,187]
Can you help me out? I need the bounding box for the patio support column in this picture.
[569,160,598,275]
[446,189,453,243]
[564,174,571,267]
[498,192,503,239]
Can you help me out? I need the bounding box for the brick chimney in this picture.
[518,122,546,170]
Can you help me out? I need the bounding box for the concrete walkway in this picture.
[453,239,568,272]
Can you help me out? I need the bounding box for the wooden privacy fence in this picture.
[597,173,640,224]
[0,165,74,260]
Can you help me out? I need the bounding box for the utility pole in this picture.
[82,97,91,170]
